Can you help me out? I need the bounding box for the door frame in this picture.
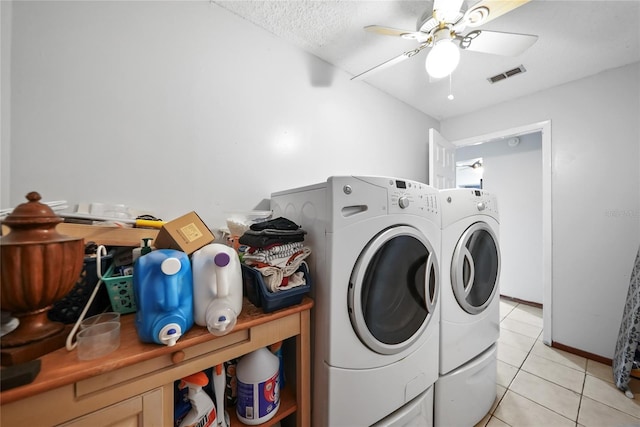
[451,120,552,345]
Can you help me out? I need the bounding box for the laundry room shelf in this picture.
[0,297,313,427]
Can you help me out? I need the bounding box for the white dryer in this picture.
[271,176,441,427]
[435,188,501,427]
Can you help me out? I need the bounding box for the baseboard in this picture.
[551,341,612,366]
[499,294,543,309]
[499,295,614,366]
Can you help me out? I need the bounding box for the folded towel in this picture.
[256,250,311,292]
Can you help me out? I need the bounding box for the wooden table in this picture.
[0,297,312,427]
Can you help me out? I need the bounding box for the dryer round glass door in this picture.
[451,221,500,315]
[348,225,439,355]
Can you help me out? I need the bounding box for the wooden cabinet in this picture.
[0,297,312,427]
[58,388,165,427]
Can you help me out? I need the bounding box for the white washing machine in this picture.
[271,176,441,427]
[435,188,501,427]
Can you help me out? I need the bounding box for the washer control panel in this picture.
[470,189,498,215]
[331,176,441,226]
[385,178,439,217]
[441,188,499,224]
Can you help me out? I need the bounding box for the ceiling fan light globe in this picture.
[425,39,460,79]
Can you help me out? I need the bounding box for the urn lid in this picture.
[3,192,62,227]
[1,192,77,244]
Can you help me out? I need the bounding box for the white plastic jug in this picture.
[236,347,280,425]
[192,243,243,336]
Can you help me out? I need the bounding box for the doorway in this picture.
[456,132,542,305]
[452,120,552,345]
[456,157,484,189]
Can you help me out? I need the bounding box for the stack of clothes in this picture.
[239,217,311,292]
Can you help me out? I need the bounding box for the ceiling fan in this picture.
[352,0,538,81]
[457,159,483,169]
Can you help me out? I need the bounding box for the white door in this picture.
[428,128,456,189]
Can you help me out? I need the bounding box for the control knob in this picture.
[477,202,486,211]
[399,196,410,209]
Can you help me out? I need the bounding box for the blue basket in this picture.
[241,263,311,313]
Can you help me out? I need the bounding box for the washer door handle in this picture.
[451,221,500,315]
[462,247,476,297]
[425,252,437,314]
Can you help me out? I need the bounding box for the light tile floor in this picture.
[475,298,640,427]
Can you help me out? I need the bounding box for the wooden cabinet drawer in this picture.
[76,329,250,397]
[59,387,164,427]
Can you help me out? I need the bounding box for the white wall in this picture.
[442,63,640,359]
[457,132,543,304]
[1,0,11,209]
[7,1,639,361]
[5,1,438,229]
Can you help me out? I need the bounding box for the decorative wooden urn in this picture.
[0,192,84,348]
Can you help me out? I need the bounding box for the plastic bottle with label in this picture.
[213,364,228,427]
[235,347,280,425]
[178,371,217,427]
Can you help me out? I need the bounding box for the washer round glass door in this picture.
[348,225,438,355]
[451,221,500,315]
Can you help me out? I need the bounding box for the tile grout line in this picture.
[516,331,587,396]
[575,367,588,427]
[500,298,640,425]
[497,301,577,425]
[509,311,581,424]
[506,386,578,424]
[518,368,586,400]
[489,301,521,426]
[580,374,640,421]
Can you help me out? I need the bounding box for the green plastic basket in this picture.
[102,264,136,314]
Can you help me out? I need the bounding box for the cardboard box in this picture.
[153,211,214,255]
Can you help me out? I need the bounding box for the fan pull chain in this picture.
[448,73,455,100]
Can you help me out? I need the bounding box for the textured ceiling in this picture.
[215,0,640,120]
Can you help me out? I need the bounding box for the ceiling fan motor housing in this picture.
[433,27,455,44]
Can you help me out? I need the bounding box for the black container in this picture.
[241,263,311,312]
[48,253,114,324]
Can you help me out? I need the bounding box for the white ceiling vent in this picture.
[488,65,526,84]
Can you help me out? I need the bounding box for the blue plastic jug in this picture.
[133,249,194,346]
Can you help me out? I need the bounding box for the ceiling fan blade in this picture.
[351,44,428,81]
[464,0,530,27]
[433,0,465,22]
[364,25,422,39]
[461,30,537,56]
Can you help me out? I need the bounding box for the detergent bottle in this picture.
[236,347,280,425]
[192,243,243,336]
[213,364,228,427]
[133,249,194,346]
[178,371,217,427]
[132,237,154,262]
